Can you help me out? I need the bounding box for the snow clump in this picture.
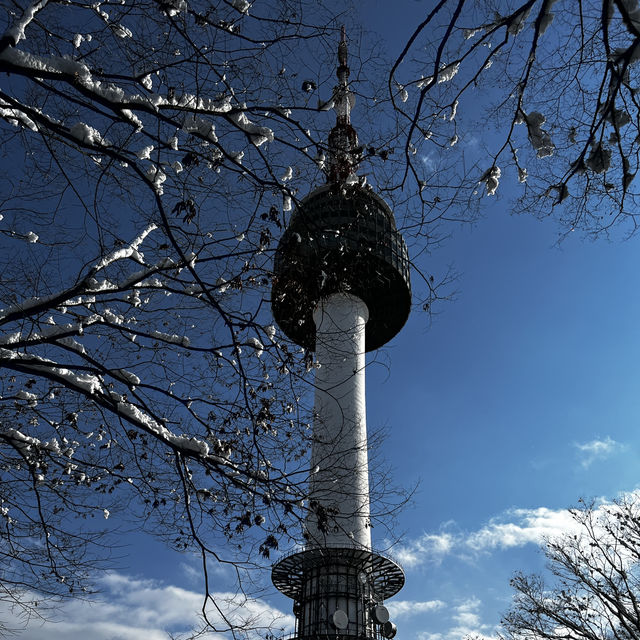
[94,223,157,270]
[539,0,559,36]
[16,390,38,406]
[480,166,501,196]
[146,165,166,195]
[438,62,460,83]
[231,0,251,12]
[3,0,48,46]
[111,23,132,38]
[216,277,229,293]
[464,28,482,40]
[450,100,458,121]
[507,6,532,36]
[229,110,274,146]
[73,33,92,49]
[247,337,264,357]
[150,330,190,347]
[160,0,187,16]
[183,114,218,142]
[518,110,554,158]
[137,145,154,160]
[0,101,37,131]
[70,122,108,146]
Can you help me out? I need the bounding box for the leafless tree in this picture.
[0,0,415,635]
[499,494,640,640]
[390,0,640,238]
[7,0,638,635]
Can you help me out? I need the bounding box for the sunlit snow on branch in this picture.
[95,224,157,270]
[70,122,109,147]
[0,100,37,130]
[1,0,49,47]
[229,109,274,147]
[517,110,554,158]
[231,0,251,13]
[506,6,532,36]
[183,114,218,142]
[539,0,559,36]
[479,166,501,196]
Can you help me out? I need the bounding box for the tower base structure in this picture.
[271,546,403,640]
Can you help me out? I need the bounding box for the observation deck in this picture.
[272,184,411,352]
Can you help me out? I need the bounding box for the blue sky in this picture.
[5,1,640,639]
[10,165,640,640]
[366,206,640,638]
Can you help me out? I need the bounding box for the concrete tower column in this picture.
[307,292,371,549]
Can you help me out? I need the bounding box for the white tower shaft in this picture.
[306,292,371,549]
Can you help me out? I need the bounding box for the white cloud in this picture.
[397,491,640,571]
[417,598,499,640]
[394,530,456,568]
[574,436,625,468]
[395,505,582,568]
[446,597,499,640]
[387,599,446,619]
[3,572,294,640]
[465,506,578,552]
[180,560,202,584]
[454,597,483,628]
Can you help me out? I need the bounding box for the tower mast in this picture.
[271,28,411,640]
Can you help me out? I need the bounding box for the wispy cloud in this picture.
[394,530,456,567]
[448,597,495,639]
[421,153,437,171]
[417,598,498,640]
[574,436,625,468]
[395,504,582,569]
[465,507,577,551]
[396,491,640,571]
[387,599,446,619]
[4,572,293,640]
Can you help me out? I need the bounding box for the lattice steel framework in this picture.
[272,547,404,640]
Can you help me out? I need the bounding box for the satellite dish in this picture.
[332,609,349,630]
[372,605,390,624]
[381,621,398,639]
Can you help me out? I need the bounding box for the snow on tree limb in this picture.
[518,110,555,158]
[1,0,49,48]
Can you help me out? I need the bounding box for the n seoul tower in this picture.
[271,28,412,640]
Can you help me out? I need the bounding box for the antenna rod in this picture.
[328,26,359,183]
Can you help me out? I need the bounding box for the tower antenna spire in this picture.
[328,26,360,183]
